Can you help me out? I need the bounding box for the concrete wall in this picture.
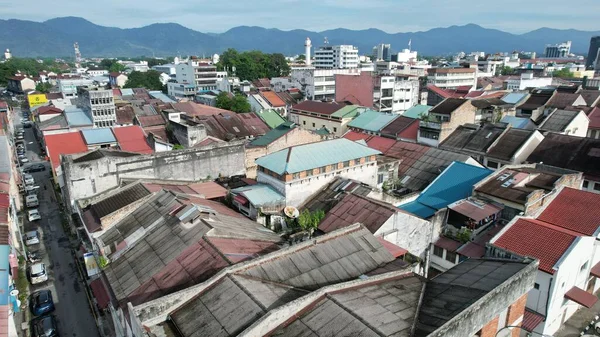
[512,130,544,164]
[376,211,434,258]
[439,102,477,142]
[428,259,538,337]
[170,119,207,148]
[63,141,245,203]
[563,111,589,137]
[334,72,375,107]
[290,113,350,137]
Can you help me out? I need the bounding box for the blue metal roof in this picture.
[65,108,93,126]
[231,184,285,206]
[149,91,176,103]
[348,109,398,132]
[500,116,534,129]
[81,128,117,145]
[0,245,10,305]
[399,161,492,218]
[255,138,381,175]
[502,92,528,105]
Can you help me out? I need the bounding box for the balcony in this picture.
[419,121,442,129]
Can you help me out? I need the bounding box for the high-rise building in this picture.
[76,86,116,128]
[314,45,359,69]
[544,41,571,58]
[586,36,600,69]
[373,43,391,61]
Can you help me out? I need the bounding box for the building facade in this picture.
[314,45,359,69]
[427,68,477,89]
[76,87,116,127]
[176,59,218,92]
[544,41,572,58]
[586,36,600,69]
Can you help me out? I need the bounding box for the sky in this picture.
[0,0,599,34]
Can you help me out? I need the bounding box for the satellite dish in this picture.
[284,206,300,219]
[9,289,18,297]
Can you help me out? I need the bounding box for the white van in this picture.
[26,195,39,208]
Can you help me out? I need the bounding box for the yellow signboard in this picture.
[27,93,47,108]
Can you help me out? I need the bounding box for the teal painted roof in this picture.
[331,105,361,118]
[250,122,296,147]
[255,138,381,175]
[402,105,432,119]
[348,110,398,132]
[314,127,331,135]
[64,107,93,126]
[231,184,285,206]
[399,161,492,218]
[502,92,528,105]
[81,128,117,145]
[255,109,287,129]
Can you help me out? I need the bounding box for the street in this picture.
[18,107,100,337]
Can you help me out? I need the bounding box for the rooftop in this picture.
[136,115,166,128]
[81,128,117,145]
[399,162,492,218]
[526,133,600,180]
[499,116,535,130]
[537,187,600,236]
[44,132,88,169]
[491,218,577,274]
[255,138,380,175]
[319,193,398,234]
[253,109,286,129]
[440,124,505,154]
[546,92,583,109]
[517,92,553,110]
[501,92,529,105]
[348,109,398,132]
[539,109,581,132]
[231,184,285,207]
[588,107,600,129]
[402,104,432,119]
[259,91,286,107]
[429,98,469,115]
[578,89,600,107]
[301,177,374,213]
[291,100,348,116]
[475,166,563,204]
[486,129,536,161]
[64,107,93,126]
[112,126,153,154]
[249,122,296,147]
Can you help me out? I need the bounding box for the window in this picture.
[343,161,350,168]
[312,123,315,127]
[319,167,326,174]
[433,246,444,258]
[487,161,499,169]
[378,174,384,184]
[292,173,300,180]
[594,183,600,192]
[583,180,589,189]
[333,127,337,133]
[306,170,313,177]
[445,251,457,263]
[534,283,540,290]
[420,130,439,140]
[580,261,589,272]
[303,121,306,126]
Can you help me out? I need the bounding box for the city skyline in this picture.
[1,0,600,34]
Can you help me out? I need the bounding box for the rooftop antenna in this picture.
[324,37,329,45]
[408,39,412,51]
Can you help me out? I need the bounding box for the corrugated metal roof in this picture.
[501,92,528,105]
[348,109,398,132]
[113,126,153,154]
[120,88,134,96]
[231,184,285,206]
[148,90,176,103]
[81,128,117,145]
[331,105,360,118]
[399,200,437,219]
[500,116,535,129]
[64,108,93,126]
[44,131,88,169]
[319,194,397,233]
[254,109,286,129]
[255,138,381,175]
[402,105,432,119]
[249,122,295,147]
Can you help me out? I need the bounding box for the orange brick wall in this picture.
[480,316,499,337]
[507,294,528,337]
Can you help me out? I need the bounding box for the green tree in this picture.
[215,92,233,110]
[109,62,126,73]
[215,92,251,113]
[35,82,52,93]
[298,209,325,237]
[218,49,291,81]
[124,70,163,90]
[496,66,513,76]
[552,68,574,78]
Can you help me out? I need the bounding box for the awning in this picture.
[590,261,600,278]
[434,237,462,252]
[448,199,502,222]
[377,237,408,258]
[233,194,249,206]
[83,252,100,277]
[90,278,110,310]
[522,309,544,332]
[564,286,598,308]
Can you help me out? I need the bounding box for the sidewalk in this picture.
[556,293,600,337]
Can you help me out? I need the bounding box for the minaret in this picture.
[74,42,82,68]
[305,37,312,66]
[4,49,11,60]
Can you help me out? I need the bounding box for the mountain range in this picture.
[0,17,598,58]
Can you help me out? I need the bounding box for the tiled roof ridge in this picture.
[520,217,581,237]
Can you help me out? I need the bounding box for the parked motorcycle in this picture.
[27,251,41,264]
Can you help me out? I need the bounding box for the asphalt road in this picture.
[19,107,100,337]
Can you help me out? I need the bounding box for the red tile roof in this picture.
[366,136,396,153]
[143,125,168,141]
[537,187,600,236]
[319,194,397,234]
[260,91,286,107]
[115,106,135,125]
[343,130,371,142]
[44,132,89,169]
[112,126,153,154]
[427,85,454,99]
[36,106,62,115]
[376,237,408,258]
[492,218,577,274]
[173,102,231,116]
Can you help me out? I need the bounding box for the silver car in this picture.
[25,231,40,246]
[28,209,41,222]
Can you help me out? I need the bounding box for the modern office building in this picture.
[373,43,391,61]
[175,57,218,92]
[314,45,359,69]
[586,36,600,69]
[544,41,571,58]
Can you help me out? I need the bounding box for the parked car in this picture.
[24,231,40,245]
[16,134,23,140]
[23,164,45,173]
[30,314,58,337]
[23,121,33,128]
[19,157,29,164]
[26,195,39,208]
[28,209,41,222]
[27,263,48,284]
[24,174,34,185]
[29,290,55,316]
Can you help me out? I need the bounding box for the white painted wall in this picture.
[376,211,434,259]
[564,111,589,137]
[512,130,545,164]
